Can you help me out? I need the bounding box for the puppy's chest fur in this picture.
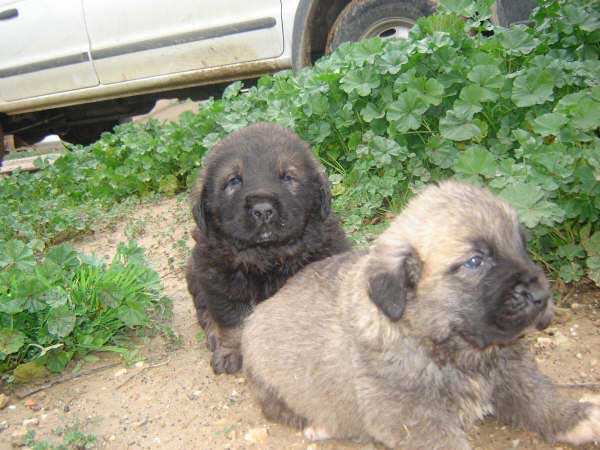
[420,338,510,425]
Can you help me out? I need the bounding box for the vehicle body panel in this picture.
[83,0,284,83]
[0,0,99,101]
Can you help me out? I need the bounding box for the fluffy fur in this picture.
[242,181,600,449]
[186,123,350,374]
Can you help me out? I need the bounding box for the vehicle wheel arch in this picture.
[291,0,350,71]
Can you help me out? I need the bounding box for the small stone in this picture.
[235,377,246,384]
[0,420,8,432]
[8,404,16,410]
[570,302,582,310]
[134,361,145,369]
[512,438,520,447]
[109,435,116,441]
[114,368,128,378]
[576,353,582,359]
[0,394,9,410]
[189,390,202,400]
[244,427,268,444]
[535,337,554,349]
[24,399,41,411]
[591,359,598,366]
[22,418,39,427]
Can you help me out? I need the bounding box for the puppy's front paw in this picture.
[557,395,600,445]
[211,347,243,374]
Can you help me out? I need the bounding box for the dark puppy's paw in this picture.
[211,346,243,374]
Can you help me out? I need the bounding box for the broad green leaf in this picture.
[23,297,47,313]
[386,94,428,131]
[453,146,497,178]
[499,183,564,228]
[118,302,147,327]
[460,85,498,104]
[439,110,482,141]
[98,287,124,308]
[532,113,568,136]
[582,231,600,257]
[360,103,385,122]
[47,306,76,337]
[40,288,68,308]
[568,98,600,131]
[497,26,540,55]
[410,79,445,106]
[44,350,74,373]
[467,65,504,90]
[0,297,26,314]
[511,70,554,107]
[586,256,600,286]
[559,262,584,284]
[0,240,35,271]
[340,69,380,96]
[0,328,25,354]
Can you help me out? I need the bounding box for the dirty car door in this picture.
[0,0,98,101]
[83,0,284,84]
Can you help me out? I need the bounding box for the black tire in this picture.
[60,121,118,146]
[326,0,434,53]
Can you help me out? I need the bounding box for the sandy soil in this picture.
[0,196,599,450]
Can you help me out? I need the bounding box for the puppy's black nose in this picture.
[251,202,274,223]
[515,282,550,308]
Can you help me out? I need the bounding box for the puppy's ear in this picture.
[318,172,332,219]
[367,248,422,321]
[191,175,210,234]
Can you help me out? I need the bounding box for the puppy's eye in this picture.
[226,175,242,188]
[463,255,483,269]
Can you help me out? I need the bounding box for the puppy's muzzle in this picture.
[513,279,553,330]
[251,202,275,224]
[246,196,279,225]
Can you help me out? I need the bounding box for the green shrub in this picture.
[0,240,171,373]
[0,0,598,285]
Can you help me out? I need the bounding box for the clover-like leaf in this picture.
[511,69,554,107]
[532,113,568,136]
[386,94,428,132]
[340,69,381,96]
[0,240,35,272]
[0,328,25,355]
[497,26,541,55]
[47,306,76,338]
[499,183,564,228]
[453,145,497,178]
[439,110,482,141]
[118,302,147,327]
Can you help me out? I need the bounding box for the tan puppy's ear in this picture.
[367,248,421,321]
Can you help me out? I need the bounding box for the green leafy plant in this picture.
[0,0,598,286]
[0,240,171,373]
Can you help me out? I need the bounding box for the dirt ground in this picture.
[0,196,599,450]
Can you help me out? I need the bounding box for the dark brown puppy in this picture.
[186,123,350,374]
[242,181,600,449]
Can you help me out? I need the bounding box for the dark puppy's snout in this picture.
[251,202,275,223]
[515,281,550,308]
[246,194,278,224]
